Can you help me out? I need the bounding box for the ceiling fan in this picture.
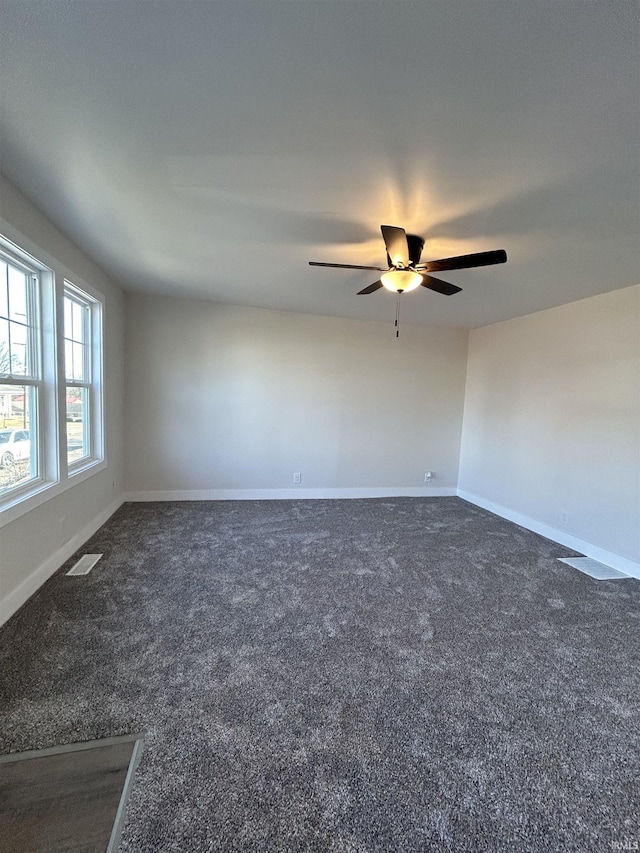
[309,224,507,297]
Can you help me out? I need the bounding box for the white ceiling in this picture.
[1,1,638,328]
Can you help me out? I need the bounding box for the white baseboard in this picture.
[123,486,458,502]
[0,495,125,629]
[457,490,640,580]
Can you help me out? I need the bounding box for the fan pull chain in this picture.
[395,292,401,337]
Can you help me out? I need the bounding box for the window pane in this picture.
[66,387,88,465]
[0,384,37,494]
[9,321,27,376]
[72,301,85,343]
[64,294,88,381]
[0,263,8,319]
[64,296,73,338]
[0,319,9,373]
[8,265,28,323]
[73,342,85,381]
[65,338,74,381]
[1,262,34,379]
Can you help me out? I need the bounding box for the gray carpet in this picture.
[1,497,639,852]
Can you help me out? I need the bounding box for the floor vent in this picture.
[66,554,103,576]
[558,556,630,580]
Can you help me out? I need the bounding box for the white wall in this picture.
[124,295,469,497]
[0,176,126,625]
[459,285,640,569]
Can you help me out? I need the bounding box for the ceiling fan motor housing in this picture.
[406,234,425,266]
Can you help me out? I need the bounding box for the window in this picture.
[64,283,102,468]
[0,232,104,519]
[0,249,41,497]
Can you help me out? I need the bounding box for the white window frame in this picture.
[63,280,104,474]
[0,244,48,504]
[0,229,106,527]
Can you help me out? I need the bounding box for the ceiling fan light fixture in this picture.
[381,269,422,293]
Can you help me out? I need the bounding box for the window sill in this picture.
[0,457,107,529]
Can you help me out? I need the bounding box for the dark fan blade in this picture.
[357,280,384,295]
[381,225,409,267]
[420,275,462,296]
[309,261,385,271]
[418,249,507,273]
[406,234,425,266]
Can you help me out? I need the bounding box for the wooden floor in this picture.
[0,735,142,853]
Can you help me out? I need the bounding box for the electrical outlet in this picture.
[424,471,433,482]
[560,509,569,524]
[293,472,301,485]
